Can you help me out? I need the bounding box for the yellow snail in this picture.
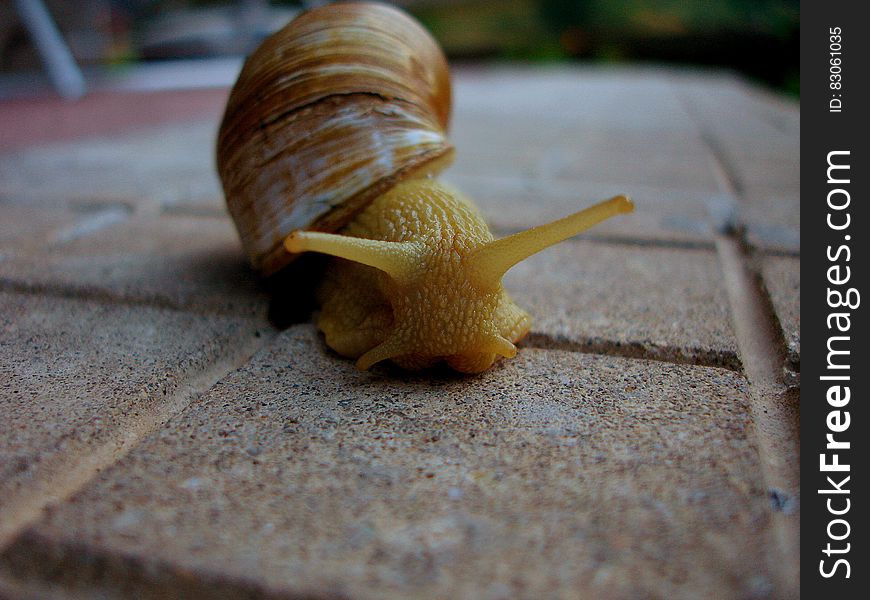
[217,1,633,374]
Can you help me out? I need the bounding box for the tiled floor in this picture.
[0,66,799,599]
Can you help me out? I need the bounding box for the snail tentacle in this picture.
[478,334,518,359]
[356,336,408,371]
[470,195,634,290]
[285,230,422,283]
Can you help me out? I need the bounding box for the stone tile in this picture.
[443,172,719,244]
[668,74,799,254]
[669,74,799,209]
[0,87,229,153]
[670,73,799,154]
[741,190,800,253]
[759,256,800,369]
[0,121,219,211]
[1,326,776,599]
[729,156,799,198]
[0,203,83,256]
[448,114,719,192]
[453,66,699,134]
[0,291,267,541]
[0,198,131,256]
[0,213,269,317]
[503,240,739,369]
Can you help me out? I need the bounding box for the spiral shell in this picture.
[217,2,454,275]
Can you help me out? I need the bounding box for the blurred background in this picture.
[1,0,799,101]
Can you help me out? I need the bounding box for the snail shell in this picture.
[217,2,634,373]
[217,2,454,276]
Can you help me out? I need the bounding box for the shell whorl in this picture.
[217,2,454,275]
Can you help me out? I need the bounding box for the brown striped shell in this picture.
[217,1,454,276]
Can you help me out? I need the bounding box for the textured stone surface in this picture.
[448,114,719,192]
[0,66,799,599]
[443,172,720,245]
[1,326,775,600]
[452,67,700,134]
[444,68,725,246]
[759,256,800,369]
[0,121,220,210]
[0,199,130,256]
[0,292,266,529]
[504,240,739,369]
[741,192,800,254]
[669,74,799,254]
[669,73,799,157]
[0,214,268,316]
[0,88,229,153]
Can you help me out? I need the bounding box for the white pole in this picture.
[15,0,87,99]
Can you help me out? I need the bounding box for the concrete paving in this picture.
[2,327,773,600]
[0,212,269,316]
[759,256,800,372]
[0,66,799,599]
[0,292,267,545]
[504,240,739,369]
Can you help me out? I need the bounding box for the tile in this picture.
[448,113,719,192]
[0,88,228,153]
[0,291,266,539]
[453,66,699,134]
[669,74,799,215]
[1,326,775,599]
[443,172,719,244]
[503,240,740,369]
[759,256,800,369]
[0,121,220,211]
[740,191,800,254]
[0,199,130,256]
[670,73,799,154]
[0,213,269,317]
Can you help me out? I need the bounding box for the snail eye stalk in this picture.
[285,231,421,284]
[470,195,634,290]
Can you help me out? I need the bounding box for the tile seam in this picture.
[0,277,266,320]
[714,233,800,597]
[492,230,720,252]
[522,331,742,372]
[672,76,800,596]
[0,324,277,552]
[0,529,331,600]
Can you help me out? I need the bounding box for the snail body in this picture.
[286,178,631,373]
[218,2,633,373]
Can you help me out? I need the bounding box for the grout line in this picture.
[746,249,800,367]
[674,78,800,597]
[577,233,715,251]
[490,227,720,252]
[0,326,276,552]
[0,277,265,320]
[752,245,801,259]
[674,77,800,595]
[523,332,742,372]
[670,78,745,201]
[714,233,800,597]
[0,529,326,600]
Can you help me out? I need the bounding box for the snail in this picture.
[217,1,633,374]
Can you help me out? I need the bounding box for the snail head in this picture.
[285,181,633,373]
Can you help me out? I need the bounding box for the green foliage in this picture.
[539,0,798,37]
[414,0,798,94]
